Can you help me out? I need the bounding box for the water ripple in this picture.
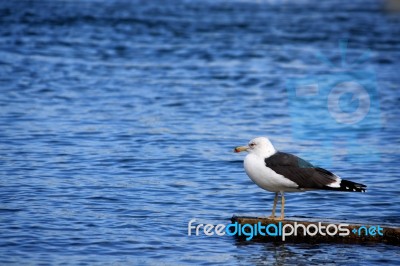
[0,0,399,265]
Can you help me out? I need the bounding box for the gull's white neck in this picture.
[253,148,276,159]
[251,145,276,158]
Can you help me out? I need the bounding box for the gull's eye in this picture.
[249,143,255,148]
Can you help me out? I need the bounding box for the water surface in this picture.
[0,0,399,265]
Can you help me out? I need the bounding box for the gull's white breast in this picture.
[244,153,300,192]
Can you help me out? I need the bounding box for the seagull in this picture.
[234,137,366,220]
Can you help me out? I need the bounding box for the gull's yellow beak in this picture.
[234,146,249,153]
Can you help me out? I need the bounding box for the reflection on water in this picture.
[234,242,400,266]
[0,0,399,264]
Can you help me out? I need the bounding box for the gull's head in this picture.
[234,137,276,158]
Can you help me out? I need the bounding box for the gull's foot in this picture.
[268,215,284,221]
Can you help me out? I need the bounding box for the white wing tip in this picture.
[326,177,341,188]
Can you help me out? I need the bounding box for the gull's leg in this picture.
[279,192,285,220]
[268,192,279,219]
[273,192,285,221]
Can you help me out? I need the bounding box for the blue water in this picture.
[1,0,400,265]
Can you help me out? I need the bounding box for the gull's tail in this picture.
[325,179,367,193]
